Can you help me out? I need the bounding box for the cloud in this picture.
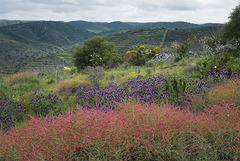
[0,0,239,23]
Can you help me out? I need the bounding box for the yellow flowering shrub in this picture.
[138,45,146,50]
[125,45,156,66]
[63,66,71,71]
[153,46,160,51]
[172,44,180,48]
[126,50,137,56]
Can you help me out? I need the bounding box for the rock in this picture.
[149,52,173,63]
[217,44,237,53]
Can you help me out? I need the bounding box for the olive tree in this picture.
[73,36,122,70]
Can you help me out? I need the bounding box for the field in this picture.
[0,57,240,160]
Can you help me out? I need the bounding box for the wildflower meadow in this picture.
[0,62,240,160]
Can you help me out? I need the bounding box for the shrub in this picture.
[202,52,240,75]
[196,55,210,74]
[73,36,121,70]
[0,88,6,100]
[145,61,154,67]
[208,78,240,105]
[4,72,38,85]
[183,62,198,73]
[176,41,189,59]
[0,98,27,130]
[220,4,240,40]
[85,66,105,88]
[125,45,156,66]
[29,94,64,116]
[70,67,78,74]
[53,78,90,96]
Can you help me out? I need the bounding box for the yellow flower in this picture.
[126,51,131,55]
[126,50,137,55]
[63,66,71,71]
[153,46,160,51]
[99,80,104,84]
[172,44,179,48]
[138,45,145,50]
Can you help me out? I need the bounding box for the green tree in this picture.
[221,4,240,40]
[73,36,122,70]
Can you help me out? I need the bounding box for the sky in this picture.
[0,0,239,24]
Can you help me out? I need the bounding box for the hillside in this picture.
[0,20,31,27]
[0,21,95,46]
[0,21,97,74]
[68,21,135,34]
[107,25,221,54]
[0,20,222,74]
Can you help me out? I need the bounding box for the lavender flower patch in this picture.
[0,98,27,130]
[76,66,239,110]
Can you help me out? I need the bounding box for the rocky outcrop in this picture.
[149,52,173,63]
[217,44,237,53]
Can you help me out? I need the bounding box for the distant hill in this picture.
[0,20,31,27]
[0,20,222,74]
[143,21,199,29]
[68,21,137,34]
[0,21,96,74]
[107,25,221,54]
[0,21,95,46]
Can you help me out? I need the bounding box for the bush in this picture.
[4,72,38,86]
[0,98,27,130]
[196,55,210,74]
[53,78,90,96]
[125,45,156,66]
[220,4,240,40]
[183,62,198,74]
[145,61,155,67]
[85,66,105,88]
[200,51,240,75]
[70,67,77,74]
[29,94,64,116]
[176,41,189,59]
[73,36,121,70]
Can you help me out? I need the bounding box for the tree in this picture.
[73,36,122,70]
[221,4,240,40]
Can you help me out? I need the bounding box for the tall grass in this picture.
[189,77,240,111]
[4,71,38,85]
[1,99,239,160]
[53,78,90,95]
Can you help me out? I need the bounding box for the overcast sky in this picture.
[0,0,239,23]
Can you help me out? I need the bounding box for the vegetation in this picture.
[73,36,122,70]
[0,6,240,160]
[221,3,240,40]
[0,63,240,160]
